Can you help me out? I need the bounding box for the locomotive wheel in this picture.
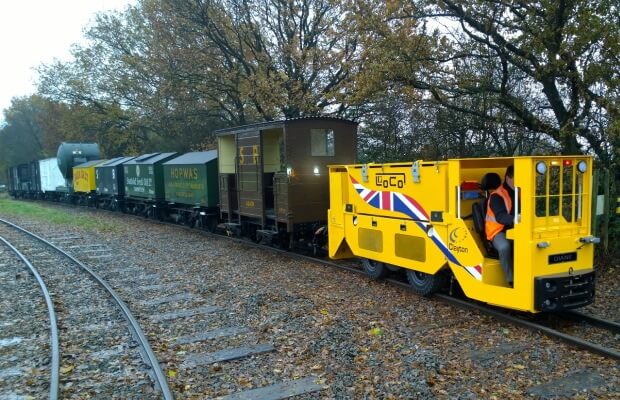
[406,269,445,296]
[362,258,388,280]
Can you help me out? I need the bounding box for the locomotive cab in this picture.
[328,156,596,313]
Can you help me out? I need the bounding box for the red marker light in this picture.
[563,159,573,167]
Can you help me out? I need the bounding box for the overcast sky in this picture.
[0,0,133,121]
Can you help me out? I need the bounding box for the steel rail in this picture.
[560,310,620,334]
[247,243,620,360]
[0,218,174,400]
[219,237,620,361]
[226,238,620,360]
[432,294,620,361]
[0,235,60,400]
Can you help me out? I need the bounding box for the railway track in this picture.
[2,205,614,399]
[298,257,620,361]
[122,208,620,362]
[433,294,620,360]
[0,218,173,399]
[2,212,329,399]
[165,224,620,363]
[36,201,620,362]
[560,309,620,333]
[0,233,59,399]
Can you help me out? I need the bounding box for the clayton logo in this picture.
[448,227,468,254]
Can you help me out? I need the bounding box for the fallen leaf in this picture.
[368,327,383,336]
[320,309,329,315]
[168,370,177,378]
[60,365,74,374]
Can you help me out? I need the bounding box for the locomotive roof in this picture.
[99,156,136,167]
[124,152,177,164]
[163,150,217,165]
[214,116,358,135]
[333,154,592,168]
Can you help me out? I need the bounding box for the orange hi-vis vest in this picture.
[485,185,513,241]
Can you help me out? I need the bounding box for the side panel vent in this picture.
[358,228,383,252]
[395,234,426,262]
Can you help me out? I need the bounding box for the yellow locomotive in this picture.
[328,156,597,312]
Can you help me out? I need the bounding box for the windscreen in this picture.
[534,159,588,231]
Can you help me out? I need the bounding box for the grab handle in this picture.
[514,186,520,224]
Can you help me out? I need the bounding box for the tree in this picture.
[170,0,359,120]
[0,96,51,164]
[351,0,619,163]
[37,4,216,152]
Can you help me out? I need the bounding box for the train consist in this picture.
[6,117,598,313]
[8,117,357,248]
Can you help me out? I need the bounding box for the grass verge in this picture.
[0,198,119,232]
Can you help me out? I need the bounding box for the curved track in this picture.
[0,235,60,400]
[0,217,174,400]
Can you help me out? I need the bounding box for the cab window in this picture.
[311,129,335,156]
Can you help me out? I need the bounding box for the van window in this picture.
[311,129,335,156]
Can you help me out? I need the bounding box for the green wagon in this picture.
[123,152,177,217]
[163,151,219,230]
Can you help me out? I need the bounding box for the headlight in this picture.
[577,160,587,173]
[536,161,547,175]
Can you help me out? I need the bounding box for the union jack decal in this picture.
[351,175,483,280]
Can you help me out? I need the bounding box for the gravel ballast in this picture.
[1,203,618,399]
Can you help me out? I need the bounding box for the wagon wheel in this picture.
[272,232,290,250]
[405,269,445,296]
[193,216,203,229]
[206,216,217,233]
[184,213,194,227]
[361,258,388,280]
